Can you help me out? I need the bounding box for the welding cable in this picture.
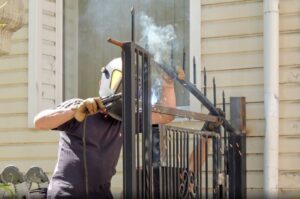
[82,117,89,199]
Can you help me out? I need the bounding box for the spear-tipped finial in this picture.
[193,56,196,85]
[131,6,135,42]
[204,67,207,97]
[213,77,216,107]
[182,48,186,72]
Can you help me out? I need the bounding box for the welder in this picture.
[34,57,184,199]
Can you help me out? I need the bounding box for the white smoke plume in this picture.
[138,14,177,105]
[139,14,177,65]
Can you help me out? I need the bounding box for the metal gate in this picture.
[108,38,246,198]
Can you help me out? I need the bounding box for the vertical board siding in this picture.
[0,0,59,180]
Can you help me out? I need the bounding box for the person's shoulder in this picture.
[56,98,83,109]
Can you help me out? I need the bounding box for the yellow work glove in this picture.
[176,67,185,81]
[72,97,106,122]
[162,67,185,83]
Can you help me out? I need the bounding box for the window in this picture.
[63,0,193,106]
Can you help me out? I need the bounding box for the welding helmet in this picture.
[99,57,122,121]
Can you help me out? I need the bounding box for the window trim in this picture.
[189,0,201,112]
[28,0,63,128]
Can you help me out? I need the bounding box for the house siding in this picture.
[202,0,300,197]
[0,0,59,177]
[0,0,298,197]
[278,0,300,196]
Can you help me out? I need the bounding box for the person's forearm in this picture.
[34,108,76,130]
[152,80,176,124]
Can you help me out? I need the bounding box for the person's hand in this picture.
[162,67,185,83]
[176,67,185,80]
[72,97,106,122]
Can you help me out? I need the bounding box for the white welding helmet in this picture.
[99,57,122,121]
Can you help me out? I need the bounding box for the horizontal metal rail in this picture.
[154,62,237,134]
[152,105,219,123]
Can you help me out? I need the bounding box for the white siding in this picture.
[201,0,264,196]
[0,0,59,178]
[201,0,300,197]
[278,0,300,196]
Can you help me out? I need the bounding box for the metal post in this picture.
[229,97,247,199]
[122,43,137,199]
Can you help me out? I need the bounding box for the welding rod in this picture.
[107,37,124,48]
[102,93,122,105]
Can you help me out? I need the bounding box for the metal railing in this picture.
[107,39,247,199]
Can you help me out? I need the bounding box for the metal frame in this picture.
[119,41,247,199]
[122,42,152,198]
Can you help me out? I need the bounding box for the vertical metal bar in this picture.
[205,134,208,199]
[187,133,189,172]
[122,43,137,199]
[180,131,183,198]
[213,137,219,199]
[141,52,146,199]
[131,7,135,42]
[212,77,219,199]
[135,51,140,199]
[142,53,152,199]
[183,49,186,73]
[152,126,160,199]
[213,77,216,107]
[180,131,184,198]
[176,131,179,199]
[193,56,196,85]
[193,134,196,198]
[200,135,203,199]
[196,134,199,198]
[204,67,207,97]
[162,129,166,199]
[173,131,176,199]
[166,129,169,198]
[229,97,247,199]
[223,91,228,198]
[186,133,189,198]
[169,130,172,198]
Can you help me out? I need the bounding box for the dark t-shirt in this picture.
[47,99,122,199]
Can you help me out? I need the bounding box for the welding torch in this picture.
[101,92,122,107]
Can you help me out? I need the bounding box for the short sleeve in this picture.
[51,98,83,132]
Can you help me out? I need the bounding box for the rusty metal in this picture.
[107,37,124,48]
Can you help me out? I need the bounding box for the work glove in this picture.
[72,97,106,122]
[176,67,185,81]
[162,67,185,83]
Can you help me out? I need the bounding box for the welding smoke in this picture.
[139,14,177,66]
[138,14,177,105]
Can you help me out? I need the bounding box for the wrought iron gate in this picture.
[108,38,246,198]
